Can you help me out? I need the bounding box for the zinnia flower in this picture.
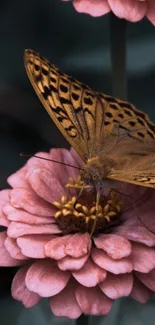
[62,0,155,25]
[1,147,155,319]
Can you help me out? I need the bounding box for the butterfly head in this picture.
[80,156,115,190]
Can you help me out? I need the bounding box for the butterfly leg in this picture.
[65,175,91,208]
[66,175,90,195]
[90,188,122,237]
[90,190,101,237]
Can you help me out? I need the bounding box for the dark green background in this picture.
[0,0,155,323]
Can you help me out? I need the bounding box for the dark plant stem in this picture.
[76,14,127,325]
[110,13,127,100]
[75,314,90,325]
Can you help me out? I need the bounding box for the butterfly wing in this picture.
[24,49,155,189]
[105,135,155,188]
[24,49,107,162]
[98,88,155,189]
[98,92,155,143]
[108,170,155,188]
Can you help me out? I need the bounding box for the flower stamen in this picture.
[53,178,122,235]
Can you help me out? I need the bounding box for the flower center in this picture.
[53,177,122,235]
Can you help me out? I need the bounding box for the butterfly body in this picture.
[81,155,115,190]
[24,49,155,189]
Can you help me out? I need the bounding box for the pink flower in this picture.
[62,0,155,25]
[1,147,155,319]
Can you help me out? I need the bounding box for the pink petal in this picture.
[25,259,70,297]
[108,0,146,22]
[3,203,54,224]
[0,189,10,226]
[65,233,91,257]
[0,189,10,202]
[75,285,113,315]
[131,276,152,303]
[50,279,82,319]
[11,265,41,307]
[131,242,155,273]
[147,0,155,25]
[27,151,53,169]
[118,182,146,206]
[10,188,54,216]
[131,189,155,234]
[44,235,72,260]
[94,234,131,259]
[4,236,28,260]
[70,148,83,169]
[8,166,30,189]
[136,269,155,291]
[73,0,110,17]
[27,149,77,187]
[17,235,56,258]
[99,272,133,299]
[27,168,64,203]
[92,248,133,274]
[0,232,24,266]
[8,221,61,238]
[49,148,80,183]
[57,254,89,271]
[116,225,155,247]
[73,258,107,287]
[0,211,9,227]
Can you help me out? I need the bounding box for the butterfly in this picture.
[24,49,155,193]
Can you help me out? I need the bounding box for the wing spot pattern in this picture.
[42,67,48,76]
[42,85,51,100]
[129,121,136,127]
[147,130,154,139]
[118,113,124,119]
[72,93,79,101]
[109,104,119,110]
[105,112,113,118]
[137,132,145,138]
[84,97,93,105]
[34,64,40,71]
[72,83,81,91]
[50,76,57,83]
[137,118,145,126]
[60,84,68,93]
[124,109,132,117]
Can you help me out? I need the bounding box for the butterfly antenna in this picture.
[20,153,84,171]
